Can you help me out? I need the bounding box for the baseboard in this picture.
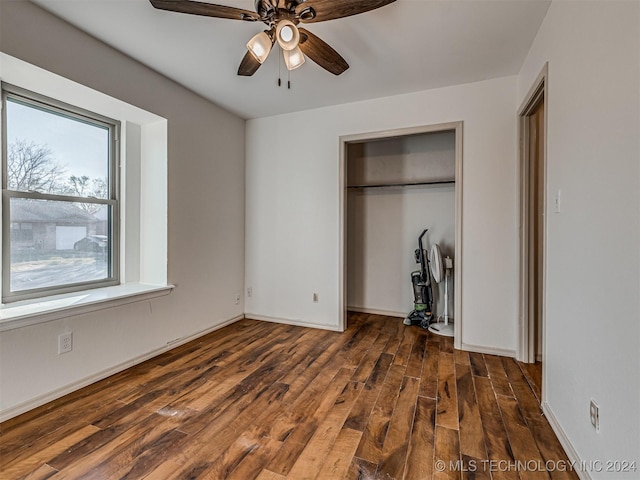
[461,342,516,358]
[0,314,244,423]
[245,313,343,332]
[347,306,407,318]
[542,402,591,480]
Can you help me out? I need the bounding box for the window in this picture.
[0,53,168,327]
[2,84,120,302]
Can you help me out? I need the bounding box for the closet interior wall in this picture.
[346,130,456,318]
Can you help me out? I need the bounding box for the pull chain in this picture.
[277,45,282,87]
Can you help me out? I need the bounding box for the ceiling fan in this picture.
[150,0,396,76]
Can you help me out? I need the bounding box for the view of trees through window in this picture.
[8,139,108,202]
[2,90,118,300]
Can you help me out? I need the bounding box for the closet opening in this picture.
[339,122,463,349]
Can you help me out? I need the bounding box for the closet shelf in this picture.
[347,179,455,189]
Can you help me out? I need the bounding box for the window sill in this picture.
[0,283,174,332]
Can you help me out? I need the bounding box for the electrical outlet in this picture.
[58,332,73,354]
[247,287,252,297]
[589,399,600,432]
[313,292,318,303]
[554,189,561,213]
[234,293,241,305]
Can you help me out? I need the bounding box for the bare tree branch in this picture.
[8,140,108,214]
[7,140,66,193]
[65,175,108,214]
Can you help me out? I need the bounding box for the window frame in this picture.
[1,83,121,303]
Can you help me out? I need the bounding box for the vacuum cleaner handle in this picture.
[418,229,428,246]
[416,229,428,263]
[416,229,430,283]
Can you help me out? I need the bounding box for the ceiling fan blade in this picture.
[238,51,263,76]
[296,0,396,23]
[150,0,260,21]
[298,28,349,75]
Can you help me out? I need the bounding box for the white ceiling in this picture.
[33,0,550,119]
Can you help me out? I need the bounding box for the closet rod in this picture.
[347,180,455,189]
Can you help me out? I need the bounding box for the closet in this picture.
[345,128,457,324]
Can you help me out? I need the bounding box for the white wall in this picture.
[517,1,640,476]
[346,132,456,317]
[0,1,246,418]
[246,76,519,354]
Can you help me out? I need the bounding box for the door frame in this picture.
[338,121,464,350]
[517,63,548,363]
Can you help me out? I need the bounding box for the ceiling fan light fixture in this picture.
[247,31,272,64]
[276,19,300,51]
[283,46,305,71]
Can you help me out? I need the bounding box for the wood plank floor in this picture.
[519,362,542,403]
[0,313,578,480]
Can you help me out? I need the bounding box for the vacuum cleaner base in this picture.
[403,310,433,329]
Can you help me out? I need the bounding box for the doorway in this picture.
[339,122,463,350]
[518,64,547,400]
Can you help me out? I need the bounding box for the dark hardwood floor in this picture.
[519,361,542,403]
[0,313,577,479]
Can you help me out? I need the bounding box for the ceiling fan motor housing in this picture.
[255,0,277,20]
[254,0,315,24]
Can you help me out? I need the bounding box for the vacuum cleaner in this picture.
[403,229,434,329]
